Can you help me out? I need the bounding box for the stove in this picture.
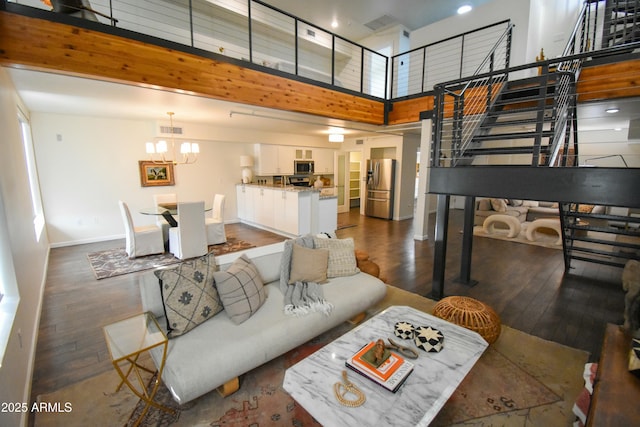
[288,175,311,187]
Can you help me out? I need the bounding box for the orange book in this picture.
[350,341,405,382]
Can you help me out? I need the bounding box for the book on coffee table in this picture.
[346,341,414,393]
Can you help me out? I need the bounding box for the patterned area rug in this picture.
[34,286,588,427]
[87,238,255,279]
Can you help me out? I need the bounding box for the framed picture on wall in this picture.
[139,161,175,187]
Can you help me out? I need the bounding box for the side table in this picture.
[103,312,174,426]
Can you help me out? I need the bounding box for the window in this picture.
[0,192,20,368]
[18,109,45,241]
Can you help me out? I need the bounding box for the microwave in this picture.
[294,160,314,174]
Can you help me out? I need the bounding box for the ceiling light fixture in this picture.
[606,107,620,113]
[329,133,344,142]
[457,5,472,14]
[146,112,199,165]
[331,19,339,29]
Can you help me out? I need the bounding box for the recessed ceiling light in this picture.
[457,5,472,14]
[614,127,622,131]
[331,19,338,29]
[606,107,620,113]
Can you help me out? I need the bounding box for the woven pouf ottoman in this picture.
[433,296,501,344]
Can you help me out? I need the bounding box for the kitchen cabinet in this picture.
[236,184,255,222]
[253,187,275,228]
[237,185,325,237]
[314,148,334,174]
[317,197,338,233]
[295,148,313,160]
[273,190,307,235]
[255,144,295,175]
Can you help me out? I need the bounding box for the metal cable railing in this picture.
[430,23,514,165]
[6,0,389,99]
[389,20,512,99]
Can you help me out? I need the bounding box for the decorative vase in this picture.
[242,167,253,184]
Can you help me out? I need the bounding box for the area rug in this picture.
[34,286,589,427]
[87,238,255,279]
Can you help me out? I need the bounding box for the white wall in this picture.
[409,0,581,70]
[30,113,329,246]
[0,68,50,427]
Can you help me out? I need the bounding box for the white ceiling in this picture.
[260,0,494,41]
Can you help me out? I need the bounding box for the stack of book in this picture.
[345,341,414,392]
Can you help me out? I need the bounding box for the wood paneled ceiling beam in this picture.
[0,11,385,125]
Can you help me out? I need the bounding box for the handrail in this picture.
[4,0,388,99]
[431,39,640,169]
[389,20,512,99]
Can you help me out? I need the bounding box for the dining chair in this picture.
[118,200,164,259]
[205,194,227,245]
[153,193,177,246]
[169,201,208,260]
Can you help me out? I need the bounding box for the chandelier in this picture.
[145,112,199,165]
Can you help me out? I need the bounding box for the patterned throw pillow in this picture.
[213,254,267,324]
[154,252,223,337]
[313,237,359,277]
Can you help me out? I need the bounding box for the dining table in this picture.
[139,203,212,247]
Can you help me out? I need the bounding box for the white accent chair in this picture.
[169,201,208,260]
[153,193,177,247]
[205,194,227,245]
[118,200,164,259]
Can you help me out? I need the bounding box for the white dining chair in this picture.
[205,194,227,245]
[169,201,208,260]
[118,200,164,259]
[153,193,177,246]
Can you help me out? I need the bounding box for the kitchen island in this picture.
[236,184,337,237]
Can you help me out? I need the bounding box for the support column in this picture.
[456,196,478,286]
[413,118,433,240]
[429,194,450,300]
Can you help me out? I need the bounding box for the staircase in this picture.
[561,204,640,269]
[602,0,640,48]
[450,72,573,167]
[434,61,640,272]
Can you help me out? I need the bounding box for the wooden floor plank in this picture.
[29,209,626,412]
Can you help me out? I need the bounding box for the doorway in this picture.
[335,151,362,213]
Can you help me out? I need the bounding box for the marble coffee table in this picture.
[283,305,488,427]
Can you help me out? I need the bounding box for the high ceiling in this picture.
[260,0,494,41]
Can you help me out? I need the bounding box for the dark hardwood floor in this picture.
[30,208,625,408]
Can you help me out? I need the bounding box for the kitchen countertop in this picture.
[237,183,337,199]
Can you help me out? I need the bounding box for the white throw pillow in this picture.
[313,237,359,277]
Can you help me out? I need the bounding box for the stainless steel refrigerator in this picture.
[365,159,396,219]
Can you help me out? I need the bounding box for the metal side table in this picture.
[103,312,174,426]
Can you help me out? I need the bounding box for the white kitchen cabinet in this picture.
[295,148,313,160]
[314,148,334,174]
[255,144,294,175]
[274,190,300,235]
[253,187,275,228]
[237,185,318,237]
[317,196,338,233]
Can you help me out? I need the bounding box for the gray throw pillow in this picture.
[214,254,267,324]
[154,252,223,337]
